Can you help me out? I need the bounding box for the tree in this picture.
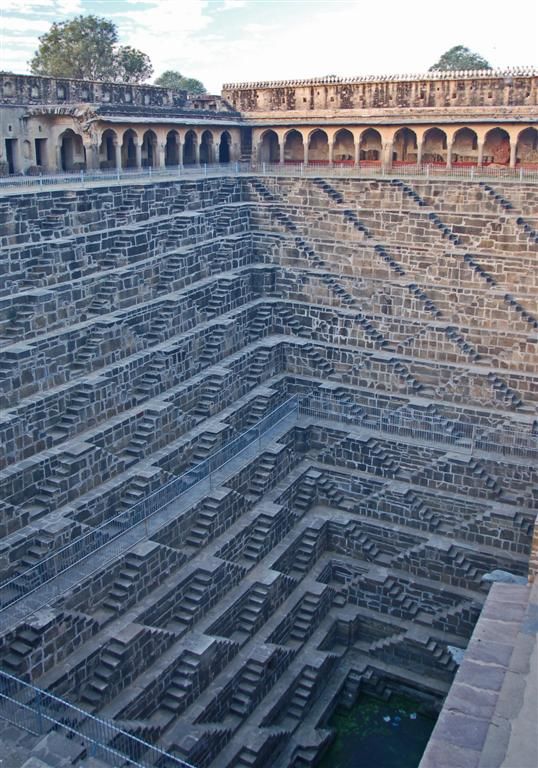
[429,46,492,72]
[155,70,207,94]
[30,15,153,83]
[114,46,153,84]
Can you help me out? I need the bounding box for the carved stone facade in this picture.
[1,69,537,174]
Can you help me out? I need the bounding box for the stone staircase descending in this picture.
[79,638,126,709]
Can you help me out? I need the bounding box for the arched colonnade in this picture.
[56,126,239,171]
[255,125,538,169]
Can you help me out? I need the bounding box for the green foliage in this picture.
[114,46,153,84]
[30,14,152,83]
[154,70,207,94]
[429,45,492,71]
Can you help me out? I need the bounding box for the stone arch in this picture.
[165,130,180,166]
[59,129,86,171]
[308,129,329,164]
[183,130,198,165]
[516,127,538,167]
[99,128,118,169]
[483,128,510,166]
[142,129,158,167]
[183,130,197,165]
[333,129,354,163]
[359,128,382,162]
[422,128,447,165]
[259,129,280,163]
[283,129,304,163]
[219,131,231,163]
[393,128,418,163]
[122,129,138,168]
[452,128,479,165]
[199,130,214,164]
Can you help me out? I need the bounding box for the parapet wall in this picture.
[222,69,538,113]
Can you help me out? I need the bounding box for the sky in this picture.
[0,0,536,93]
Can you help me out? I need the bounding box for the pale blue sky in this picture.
[1,0,536,93]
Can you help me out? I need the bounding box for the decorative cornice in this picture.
[222,68,538,90]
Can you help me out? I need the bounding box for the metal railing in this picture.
[297,393,538,459]
[0,396,299,615]
[1,160,537,191]
[0,669,195,768]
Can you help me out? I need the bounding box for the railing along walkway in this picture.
[1,393,537,629]
[0,669,195,768]
[1,160,537,193]
[0,398,299,630]
[298,394,538,460]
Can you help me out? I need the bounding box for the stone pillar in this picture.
[194,141,200,165]
[135,142,142,169]
[215,142,220,164]
[157,143,165,168]
[354,141,361,166]
[477,141,484,167]
[416,140,423,167]
[279,141,285,164]
[509,141,517,169]
[114,141,122,170]
[85,142,99,170]
[446,141,453,169]
[328,141,334,165]
[382,141,393,171]
[303,140,309,166]
[55,143,63,172]
[178,140,184,166]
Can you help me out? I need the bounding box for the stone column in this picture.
[382,141,393,171]
[446,141,453,169]
[279,141,285,164]
[328,141,334,165]
[303,140,309,166]
[477,141,484,167]
[135,142,142,169]
[85,142,99,170]
[55,143,63,172]
[194,141,200,165]
[178,139,184,166]
[416,140,423,167]
[114,141,122,170]
[157,143,165,168]
[354,141,361,166]
[215,142,220,164]
[509,141,517,169]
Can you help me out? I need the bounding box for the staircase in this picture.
[290,529,319,576]
[249,307,273,341]
[160,651,199,714]
[487,371,524,409]
[249,454,278,497]
[79,639,125,709]
[71,327,106,373]
[285,666,319,721]
[102,552,146,613]
[288,593,323,642]
[185,496,222,548]
[120,412,160,462]
[50,384,93,439]
[242,514,274,562]
[229,658,265,716]
[132,355,167,402]
[172,571,213,629]
[200,326,227,366]
[235,584,269,635]
[87,276,119,315]
[193,376,222,418]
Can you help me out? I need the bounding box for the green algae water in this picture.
[318,693,437,768]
